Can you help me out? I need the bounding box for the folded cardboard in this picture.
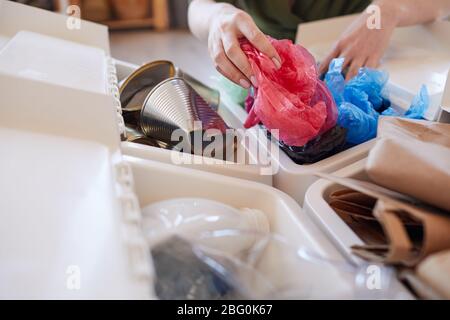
[316,173,450,266]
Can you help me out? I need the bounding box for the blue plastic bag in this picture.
[326,58,429,145]
[324,58,345,106]
[381,85,429,119]
[337,102,378,145]
[325,58,388,113]
[343,87,379,119]
[325,58,385,144]
[404,85,429,119]
[345,67,388,112]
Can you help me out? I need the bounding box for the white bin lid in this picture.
[297,15,450,121]
[0,30,108,94]
[0,0,110,53]
[0,128,149,299]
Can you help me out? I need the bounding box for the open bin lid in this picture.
[297,14,450,121]
[0,128,150,299]
[0,0,123,143]
[0,1,152,298]
[0,0,110,53]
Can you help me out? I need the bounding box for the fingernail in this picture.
[250,76,258,88]
[272,57,281,69]
[239,79,251,89]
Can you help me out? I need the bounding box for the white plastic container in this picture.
[115,60,272,186]
[303,159,374,266]
[126,156,413,299]
[127,156,346,297]
[303,159,420,299]
[221,17,450,206]
[222,89,378,207]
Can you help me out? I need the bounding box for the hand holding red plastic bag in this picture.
[241,37,338,147]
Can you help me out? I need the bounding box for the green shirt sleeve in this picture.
[216,0,371,40]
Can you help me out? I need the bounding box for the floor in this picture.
[110,29,219,87]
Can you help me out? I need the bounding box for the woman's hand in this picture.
[207,4,281,89]
[319,4,398,80]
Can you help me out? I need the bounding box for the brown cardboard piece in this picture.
[367,117,450,212]
[317,173,450,266]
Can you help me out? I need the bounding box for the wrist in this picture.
[372,0,401,29]
[207,3,237,30]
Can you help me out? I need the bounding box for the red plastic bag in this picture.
[241,37,337,147]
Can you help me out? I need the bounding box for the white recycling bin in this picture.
[0,1,421,299]
[115,60,272,186]
[303,159,372,266]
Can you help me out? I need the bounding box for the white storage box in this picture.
[303,159,423,299]
[221,87,376,207]
[115,60,272,186]
[303,159,376,266]
[221,16,450,206]
[0,1,270,299]
[126,156,412,299]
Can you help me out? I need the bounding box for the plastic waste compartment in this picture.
[220,16,450,206]
[127,156,358,299]
[127,156,415,299]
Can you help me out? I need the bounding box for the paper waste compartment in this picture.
[116,60,272,186]
[304,159,375,266]
[303,159,419,298]
[126,156,413,299]
[221,16,450,206]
